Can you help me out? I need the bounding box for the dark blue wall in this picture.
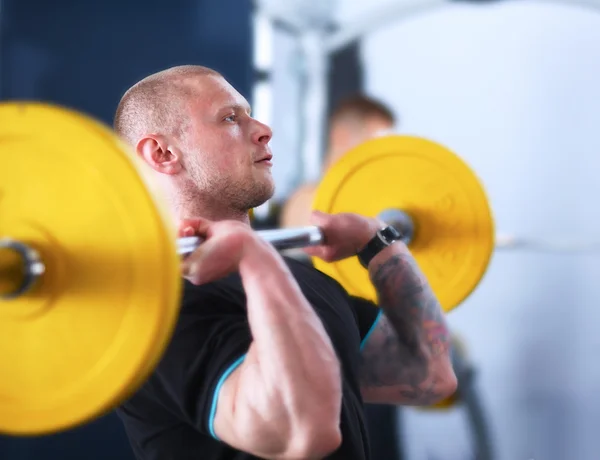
[0,0,253,124]
[0,1,252,458]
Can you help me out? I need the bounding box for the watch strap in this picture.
[357,226,402,268]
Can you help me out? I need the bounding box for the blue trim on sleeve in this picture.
[360,310,383,351]
[208,354,247,440]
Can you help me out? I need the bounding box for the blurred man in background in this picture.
[280,95,396,228]
[280,94,404,460]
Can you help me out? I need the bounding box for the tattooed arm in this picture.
[302,211,457,406]
[358,241,457,406]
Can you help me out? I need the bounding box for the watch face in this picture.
[380,226,401,242]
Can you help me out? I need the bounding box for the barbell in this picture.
[0,102,495,436]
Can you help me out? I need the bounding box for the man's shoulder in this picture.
[180,273,246,312]
[179,259,348,310]
[285,256,347,290]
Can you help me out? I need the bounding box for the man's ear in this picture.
[136,135,183,175]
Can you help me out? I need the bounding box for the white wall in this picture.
[350,1,600,459]
[268,1,600,458]
[268,24,305,199]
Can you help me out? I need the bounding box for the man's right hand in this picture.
[178,218,266,285]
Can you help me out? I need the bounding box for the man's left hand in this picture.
[303,211,383,262]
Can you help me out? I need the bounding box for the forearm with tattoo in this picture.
[359,244,453,404]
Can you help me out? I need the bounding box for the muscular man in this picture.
[113,65,456,460]
[280,95,396,228]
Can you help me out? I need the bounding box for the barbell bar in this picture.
[176,207,417,256]
[2,209,417,299]
[0,102,494,436]
[176,225,326,255]
[1,226,327,300]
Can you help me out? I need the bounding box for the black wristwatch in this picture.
[357,225,403,269]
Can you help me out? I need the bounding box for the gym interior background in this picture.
[1,0,599,459]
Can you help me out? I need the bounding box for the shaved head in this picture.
[329,95,396,129]
[323,95,397,173]
[114,65,220,146]
[113,65,274,223]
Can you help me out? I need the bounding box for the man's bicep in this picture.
[210,352,289,457]
[358,313,405,401]
[348,296,405,403]
[153,298,252,438]
[157,299,289,457]
[206,353,247,440]
[347,295,383,348]
[359,313,451,405]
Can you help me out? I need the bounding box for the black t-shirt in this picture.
[117,256,382,460]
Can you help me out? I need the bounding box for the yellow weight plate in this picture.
[0,102,182,435]
[312,135,495,313]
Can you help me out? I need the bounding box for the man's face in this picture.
[179,74,275,211]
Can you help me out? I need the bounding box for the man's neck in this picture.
[172,201,251,225]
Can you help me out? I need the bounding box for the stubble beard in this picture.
[189,164,275,213]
